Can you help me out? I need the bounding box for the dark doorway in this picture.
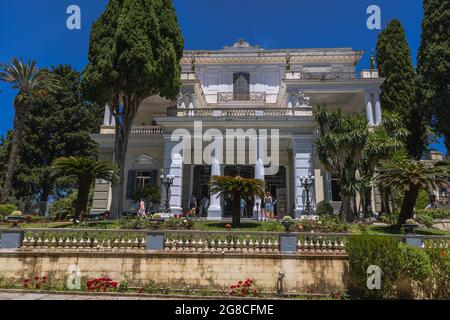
[192,165,211,217]
[264,167,287,217]
[233,72,250,101]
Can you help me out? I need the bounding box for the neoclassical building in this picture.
[91,40,383,219]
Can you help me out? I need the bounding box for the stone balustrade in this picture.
[130,126,163,135]
[167,107,312,118]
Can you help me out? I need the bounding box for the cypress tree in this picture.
[82,0,184,217]
[376,19,420,158]
[417,0,450,152]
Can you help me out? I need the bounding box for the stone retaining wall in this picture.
[0,250,349,294]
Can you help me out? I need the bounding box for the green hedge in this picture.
[0,204,18,219]
[416,209,450,220]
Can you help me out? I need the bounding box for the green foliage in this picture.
[131,185,160,204]
[48,192,77,221]
[417,0,450,152]
[13,65,103,201]
[376,19,420,157]
[82,0,184,218]
[51,157,118,219]
[316,200,334,216]
[417,209,450,220]
[162,217,194,230]
[424,240,450,299]
[295,216,349,233]
[118,217,150,230]
[399,244,431,283]
[415,212,434,228]
[376,159,450,224]
[415,189,429,210]
[379,212,399,225]
[345,235,401,299]
[0,204,18,218]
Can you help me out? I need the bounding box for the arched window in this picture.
[233,72,250,100]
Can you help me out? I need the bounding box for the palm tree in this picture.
[51,157,118,223]
[376,159,450,225]
[0,58,58,203]
[315,105,368,222]
[210,176,265,227]
[359,112,408,217]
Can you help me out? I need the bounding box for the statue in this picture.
[286,51,291,71]
[191,52,196,72]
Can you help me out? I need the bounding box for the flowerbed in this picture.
[229,279,261,297]
[86,277,119,292]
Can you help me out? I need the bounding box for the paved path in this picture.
[0,292,179,300]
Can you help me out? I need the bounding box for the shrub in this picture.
[424,240,450,299]
[399,244,431,283]
[162,217,194,230]
[295,215,348,233]
[415,188,429,210]
[379,212,399,225]
[417,209,450,220]
[0,204,18,219]
[48,193,76,221]
[119,217,149,230]
[415,213,434,228]
[316,201,334,216]
[345,235,401,299]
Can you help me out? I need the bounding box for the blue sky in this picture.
[0,0,445,155]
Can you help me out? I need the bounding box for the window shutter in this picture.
[126,170,137,199]
[150,170,157,185]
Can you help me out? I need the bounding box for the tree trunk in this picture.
[341,195,354,223]
[109,98,140,219]
[363,188,372,217]
[397,184,420,225]
[75,177,91,223]
[1,104,29,203]
[232,191,241,228]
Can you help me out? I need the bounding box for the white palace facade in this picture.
[91,40,384,219]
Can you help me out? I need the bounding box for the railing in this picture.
[131,126,163,135]
[19,228,148,251]
[1,228,449,254]
[285,72,359,81]
[162,230,348,254]
[167,107,313,118]
[217,92,266,103]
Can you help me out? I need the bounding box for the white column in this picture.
[286,94,293,115]
[374,92,382,125]
[365,92,374,125]
[161,135,183,216]
[292,135,314,218]
[207,157,222,220]
[254,158,265,220]
[181,94,187,109]
[103,104,111,125]
[188,93,195,116]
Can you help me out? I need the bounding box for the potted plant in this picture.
[5,211,25,227]
[402,218,419,234]
[280,215,294,232]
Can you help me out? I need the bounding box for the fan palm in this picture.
[210,176,265,227]
[0,58,59,203]
[376,159,450,225]
[51,157,118,222]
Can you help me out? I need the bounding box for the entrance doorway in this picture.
[264,167,287,217]
[192,165,211,217]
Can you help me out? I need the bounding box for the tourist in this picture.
[240,197,247,217]
[263,192,275,221]
[199,196,210,217]
[189,194,198,213]
[137,199,147,219]
[441,187,448,204]
[425,191,437,209]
